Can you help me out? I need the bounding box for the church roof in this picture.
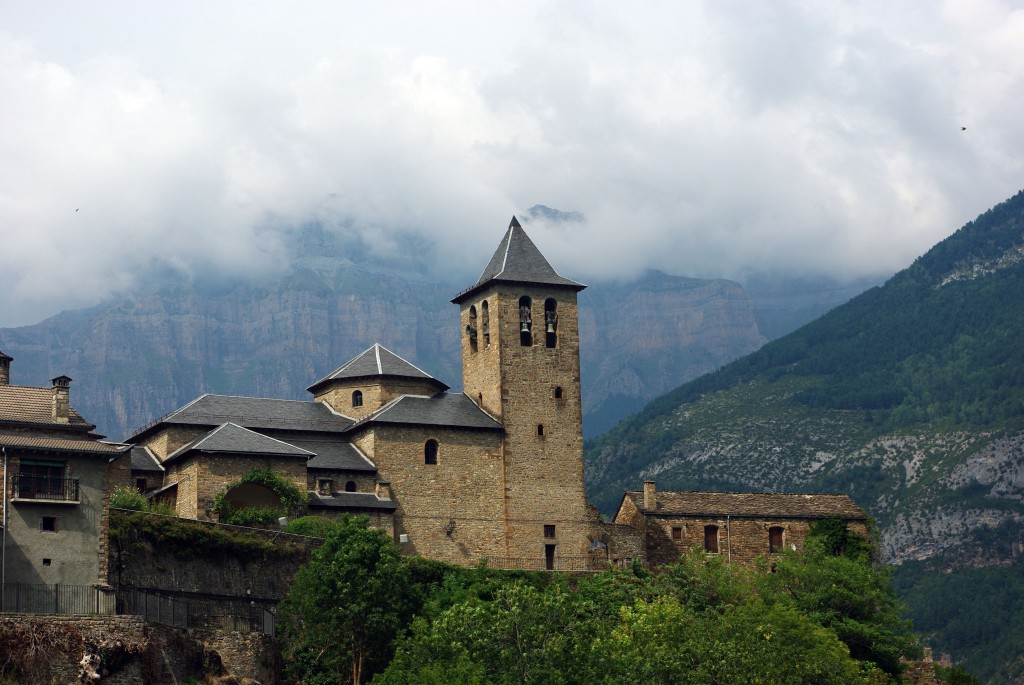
[287,437,377,472]
[352,393,502,432]
[622,490,866,520]
[130,445,164,473]
[0,385,95,431]
[130,394,352,440]
[452,217,586,304]
[307,344,448,394]
[164,422,314,463]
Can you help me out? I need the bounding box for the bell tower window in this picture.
[544,298,557,348]
[467,305,478,352]
[481,300,490,346]
[519,296,532,346]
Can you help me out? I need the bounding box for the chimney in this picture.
[375,480,392,500]
[643,480,657,511]
[51,375,72,423]
[0,351,11,386]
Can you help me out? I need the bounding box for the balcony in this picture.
[12,474,79,503]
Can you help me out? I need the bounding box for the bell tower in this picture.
[452,217,595,564]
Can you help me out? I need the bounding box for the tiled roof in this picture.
[131,394,352,439]
[285,437,376,472]
[130,446,164,472]
[166,423,314,463]
[353,393,503,431]
[452,217,586,303]
[0,432,125,454]
[307,491,397,512]
[0,385,95,430]
[307,344,448,393]
[625,490,866,520]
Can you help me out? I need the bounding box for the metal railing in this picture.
[116,587,275,635]
[12,474,79,501]
[1,583,115,615]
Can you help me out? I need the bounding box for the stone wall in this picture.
[0,614,277,684]
[316,378,443,419]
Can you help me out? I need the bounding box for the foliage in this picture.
[211,468,306,527]
[279,515,416,685]
[284,515,342,538]
[110,485,149,511]
[893,560,1024,684]
[109,509,309,559]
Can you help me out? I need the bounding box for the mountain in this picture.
[585,190,1024,683]
[0,224,785,442]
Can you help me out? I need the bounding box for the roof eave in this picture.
[451,277,587,305]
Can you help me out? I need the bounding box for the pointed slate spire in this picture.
[452,216,585,303]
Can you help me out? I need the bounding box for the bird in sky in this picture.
[961,126,967,131]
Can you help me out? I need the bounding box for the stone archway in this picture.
[223,482,282,510]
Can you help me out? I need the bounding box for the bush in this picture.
[110,485,150,511]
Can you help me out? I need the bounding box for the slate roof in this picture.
[307,344,448,394]
[130,394,352,440]
[0,432,125,455]
[624,490,867,520]
[284,437,377,472]
[130,446,164,472]
[353,393,503,432]
[0,385,95,430]
[452,217,586,304]
[307,491,397,512]
[165,423,315,464]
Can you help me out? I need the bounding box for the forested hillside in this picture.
[586,190,1024,683]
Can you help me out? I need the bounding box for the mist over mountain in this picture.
[0,218,868,442]
[586,190,1024,682]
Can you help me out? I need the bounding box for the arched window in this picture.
[554,386,563,399]
[424,439,438,465]
[704,525,719,553]
[467,305,478,351]
[544,298,557,348]
[352,390,363,408]
[519,296,532,346]
[769,526,784,553]
[345,480,357,492]
[481,300,490,346]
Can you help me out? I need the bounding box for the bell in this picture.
[521,322,530,333]
[546,322,556,334]
[465,324,477,336]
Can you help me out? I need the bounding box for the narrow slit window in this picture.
[482,300,490,346]
[424,439,439,465]
[554,386,563,399]
[467,305,478,351]
[537,424,544,437]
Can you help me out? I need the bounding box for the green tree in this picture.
[279,515,415,684]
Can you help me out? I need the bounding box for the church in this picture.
[127,218,634,569]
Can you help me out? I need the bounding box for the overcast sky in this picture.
[1,1,1022,326]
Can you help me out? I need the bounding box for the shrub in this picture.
[110,485,149,511]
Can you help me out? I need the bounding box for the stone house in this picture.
[0,352,130,603]
[614,480,869,566]
[127,218,640,569]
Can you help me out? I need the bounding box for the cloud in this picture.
[0,1,1022,325]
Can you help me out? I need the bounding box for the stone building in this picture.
[614,480,868,566]
[127,218,635,569]
[0,351,129,599]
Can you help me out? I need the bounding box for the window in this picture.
[42,558,52,567]
[671,526,682,541]
[545,544,556,571]
[704,525,719,553]
[482,300,490,346]
[769,526,784,554]
[544,298,557,348]
[537,424,544,437]
[345,480,357,492]
[554,386,563,399]
[15,460,76,501]
[544,524,556,538]
[424,439,438,465]
[352,390,363,408]
[519,296,532,346]
[468,305,478,351]
[318,478,333,496]
[41,516,58,532]
[136,478,147,492]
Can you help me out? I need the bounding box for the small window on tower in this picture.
[537,424,544,437]
[425,439,439,465]
[352,390,363,408]
[554,386,563,399]
[544,524,556,538]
